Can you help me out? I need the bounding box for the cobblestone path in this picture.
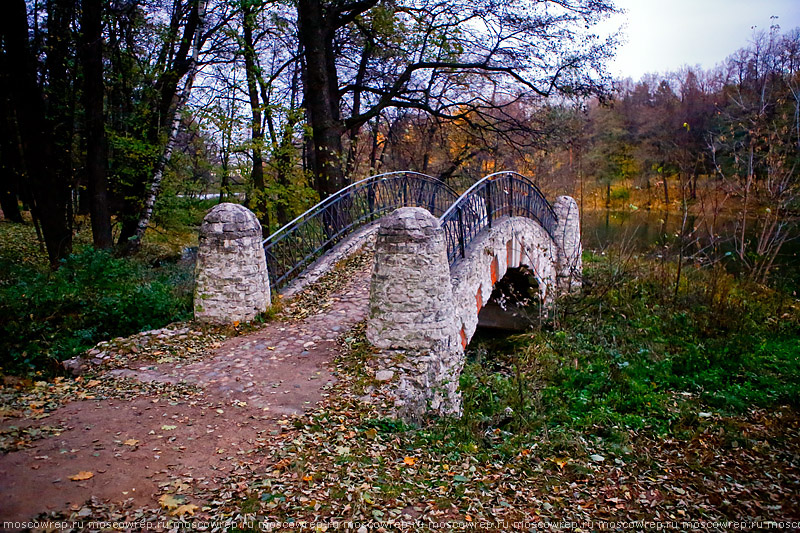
[0,264,372,523]
[112,265,371,414]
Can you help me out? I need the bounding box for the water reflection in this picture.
[581,210,680,251]
[580,209,800,286]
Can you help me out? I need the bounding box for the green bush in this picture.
[609,186,631,201]
[152,195,218,232]
[0,247,193,376]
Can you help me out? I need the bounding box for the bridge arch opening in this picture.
[476,266,542,332]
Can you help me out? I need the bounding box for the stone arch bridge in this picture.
[194,171,581,419]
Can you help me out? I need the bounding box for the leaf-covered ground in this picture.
[144,327,800,530]
[1,247,798,531]
[6,322,795,532]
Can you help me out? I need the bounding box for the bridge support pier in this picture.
[367,197,581,422]
[194,203,271,324]
[553,196,582,294]
[366,208,464,421]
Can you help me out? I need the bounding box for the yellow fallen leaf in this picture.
[302,474,313,482]
[123,439,139,447]
[69,471,94,481]
[158,494,183,510]
[85,379,101,388]
[403,456,416,466]
[273,458,291,470]
[364,428,377,439]
[171,504,198,517]
[233,320,240,327]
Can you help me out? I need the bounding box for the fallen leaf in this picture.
[171,503,198,517]
[365,428,378,439]
[159,494,183,510]
[69,471,94,481]
[403,456,416,466]
[123,439,139,447]
[161,425,177,431]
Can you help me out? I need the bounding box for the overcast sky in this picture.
[605,0,800,80]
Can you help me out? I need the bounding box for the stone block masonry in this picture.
[553,196,582,293]
[366,208,464,421]
[449,217,558,348]
[194,203,271,324]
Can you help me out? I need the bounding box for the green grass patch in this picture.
[460,252,800,443]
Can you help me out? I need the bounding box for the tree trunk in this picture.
[0,63,24,224]
[1,0,73,267]
[81,0,113,249]
[0,157,23,222]
[241,1,268,225]
[127,0,206,253]
[46,0,77,228]
[117,0,202,248]
[273,63,303,226]
[369,118,381,174]
[344,40,372,178]
[297,0,346,199]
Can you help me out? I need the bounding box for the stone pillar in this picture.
[553,195,582,294]
[194,203,270,324]
[366,207,463,420]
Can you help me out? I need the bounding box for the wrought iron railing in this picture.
[263,171,459,289]
[439,171,558,265]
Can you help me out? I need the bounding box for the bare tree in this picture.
[297,0,619,200]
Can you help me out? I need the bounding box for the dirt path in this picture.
[0,265,371,523]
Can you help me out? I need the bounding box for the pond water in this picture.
[580,209,800,288]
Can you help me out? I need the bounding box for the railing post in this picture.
[486,181,493,228]
[368,181,375,221]
[457,206,466,259]
[508,176,515,217]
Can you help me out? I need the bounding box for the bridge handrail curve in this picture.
[263,171,459,289]
[439,171,558,265]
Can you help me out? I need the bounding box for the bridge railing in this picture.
[439,171,558,265]
[263,171,459,289]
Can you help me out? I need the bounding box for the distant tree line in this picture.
[530,25,799,283]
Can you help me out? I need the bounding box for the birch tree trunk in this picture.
[128,0,207,253]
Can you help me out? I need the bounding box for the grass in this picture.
[461,250,800,446]
[185,255,799,526]
[17,241,799,527]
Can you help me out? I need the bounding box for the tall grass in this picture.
[460,249,800,443]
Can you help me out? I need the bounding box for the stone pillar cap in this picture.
[200,203,262,239]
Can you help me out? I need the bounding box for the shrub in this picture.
[0,247,193,376]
